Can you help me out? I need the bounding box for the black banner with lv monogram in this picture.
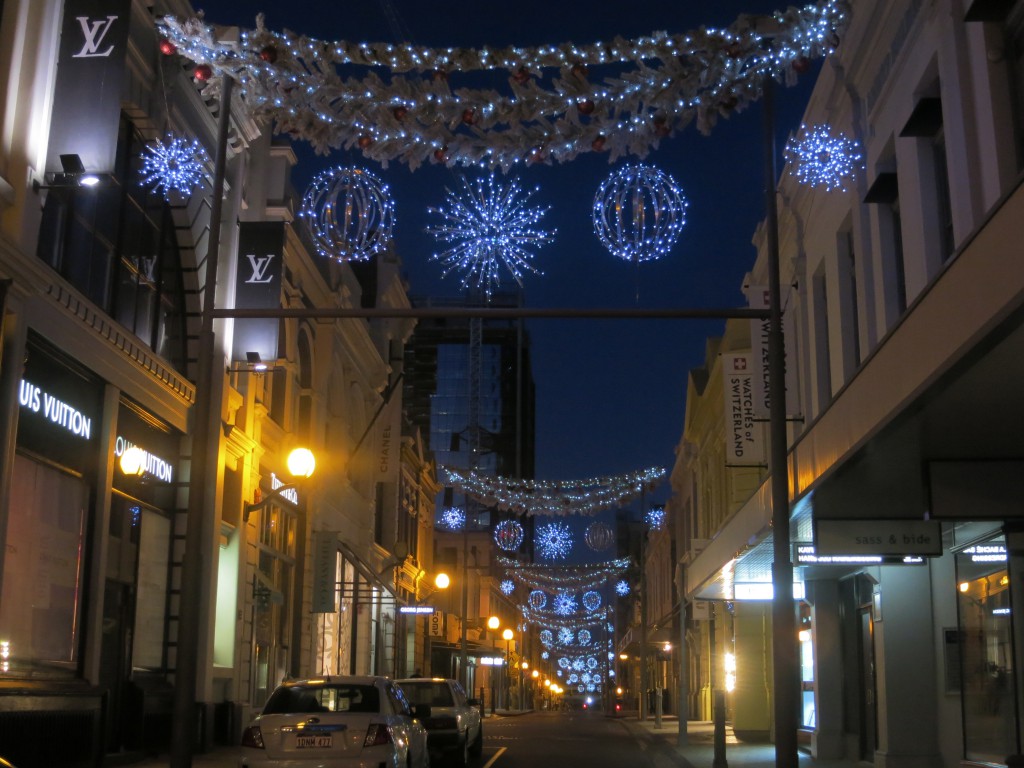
[47,0,132,177]
[232,221,285,364]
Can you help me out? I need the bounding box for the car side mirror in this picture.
[411,703,431,719]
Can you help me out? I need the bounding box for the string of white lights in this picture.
[499,556,632,591]
[156,1,848,169]
[444,466,665,516]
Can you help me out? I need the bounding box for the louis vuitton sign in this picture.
[232,221,284,364]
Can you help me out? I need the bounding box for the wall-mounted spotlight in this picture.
[227,351,273,374]
[33,153,104,192]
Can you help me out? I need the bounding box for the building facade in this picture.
[669,1,1024,767]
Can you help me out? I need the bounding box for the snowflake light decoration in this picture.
[582,591,602,612]
[529,590,548,610]
[558,627,575,645]
[426,174,555,298]
[541,651,550,660]
[553,591,578,615]
[784,123,863,192]
[140,134,209,199]
[300,166,395,262]
[494,519,524,551]
[572,658,586,672]
[615,580,630,596]
[536,521,573,560]
[593,164,687,263]
[500,579,516,595]
[440,506,466,530]
[645,505,666,531]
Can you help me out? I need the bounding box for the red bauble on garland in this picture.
[512,67,531,85]
[193,64,213,81]
[571,63,588,79]
[433,147,449,163]
[159,39,177,56]
[792,56,811,74]
[591,135,606,152]
[577,99,595,116]
[393,106,408,121]
[357,135,374,149]
[461,108,477,125]
[259,45,278,63]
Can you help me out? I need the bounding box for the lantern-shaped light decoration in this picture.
[584,521,615,551]
[494,519,525,552]
[300,166,395,262]
[593,163,687,263]
[784,123,863,192]
[582,590,602,612]
[529,589,548,610]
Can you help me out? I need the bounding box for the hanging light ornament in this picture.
[784,123,863,192]
[615,580,630,596]
[494,519,525,551]
[540,629,554,646]
[440,506,466,530]
[582,591,602,612]
[500,579,516,595]
[541,650,550,660]
[584,521,615,551]
[536,521,573,560]
[553,591,578,616]
[140,134,210,199]
[645,505,666,531]
[426,174,554,299]
[300,166,395,262]
[529,590,548,610]
[558,627,575,645]
[593,164,687,263]
[578,629,592,646]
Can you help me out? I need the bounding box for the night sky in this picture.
[189,0,819,496]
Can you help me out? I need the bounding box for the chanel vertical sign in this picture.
[47,0,131,177]
[232,221,284,364]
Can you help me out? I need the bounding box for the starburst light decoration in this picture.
[645,505,666,531]
[541,651,550,660]
[500,579,516,595]
[784,123,863,192]
[553,591,578,615]
[493,519,525,551]
[300,166,395,262]
[615,580,630,596]
[440,506,466,530]
[558,627,575,645]
[536,521,573,560]
[140,134,209,199]
[582,591,602,612]
[426,174,554,298]
[593,164,687,263]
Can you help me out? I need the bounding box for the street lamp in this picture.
[502,628,514,710]
[519,661,528,711]
[243,447,317,522]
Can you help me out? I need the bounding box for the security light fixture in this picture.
[33,153,104,191]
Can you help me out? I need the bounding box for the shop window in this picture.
[0,454,89,678]
[955,535,1018,763]
[35,116,188,371]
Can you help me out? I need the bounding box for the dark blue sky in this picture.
[193,0,819,490]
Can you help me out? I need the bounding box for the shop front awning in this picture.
[336,539,402,604]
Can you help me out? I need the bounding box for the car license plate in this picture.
[296,734,332,748]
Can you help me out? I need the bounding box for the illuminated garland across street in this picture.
[157,1,849,170]
[499,556,631,590]
[444,466,665,516]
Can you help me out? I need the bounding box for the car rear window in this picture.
[401,682,454,707]
[263,684,381,714]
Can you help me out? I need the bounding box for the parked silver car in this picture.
[397,677,482,767]
[240,675,431,768]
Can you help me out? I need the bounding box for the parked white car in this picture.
[397,677,482,767]
[239,675,431,768]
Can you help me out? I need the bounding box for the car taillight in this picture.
[241,725,265,749]
[364,723,393,747]
[615,704,621,712]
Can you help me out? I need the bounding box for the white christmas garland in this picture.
[156,1,848,170]
[444,466,664,516]
[499,556,631,590]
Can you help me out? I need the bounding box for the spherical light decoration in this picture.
[500,579,516,595]
[615,580,630,596]
[584,521,615,551]
[558,627,575,645]
[426,174,555,298]
[645,505,665,531]
[784,123,863,192]
[558,657,570,670]
[568,673,579,684]
[440,506,466,530]
[529,590,548,610]
[587,656,598,670]
[593,163,687,264]
[140,134,210,199]
[578,629,592,646]
[300,166,395,262]
[540,629,554,646]
[494,519,525,552]
[553,591,578,616]
[536,521,573,560]
[582,591,602,612]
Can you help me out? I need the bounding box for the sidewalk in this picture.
[620,715,870,768]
